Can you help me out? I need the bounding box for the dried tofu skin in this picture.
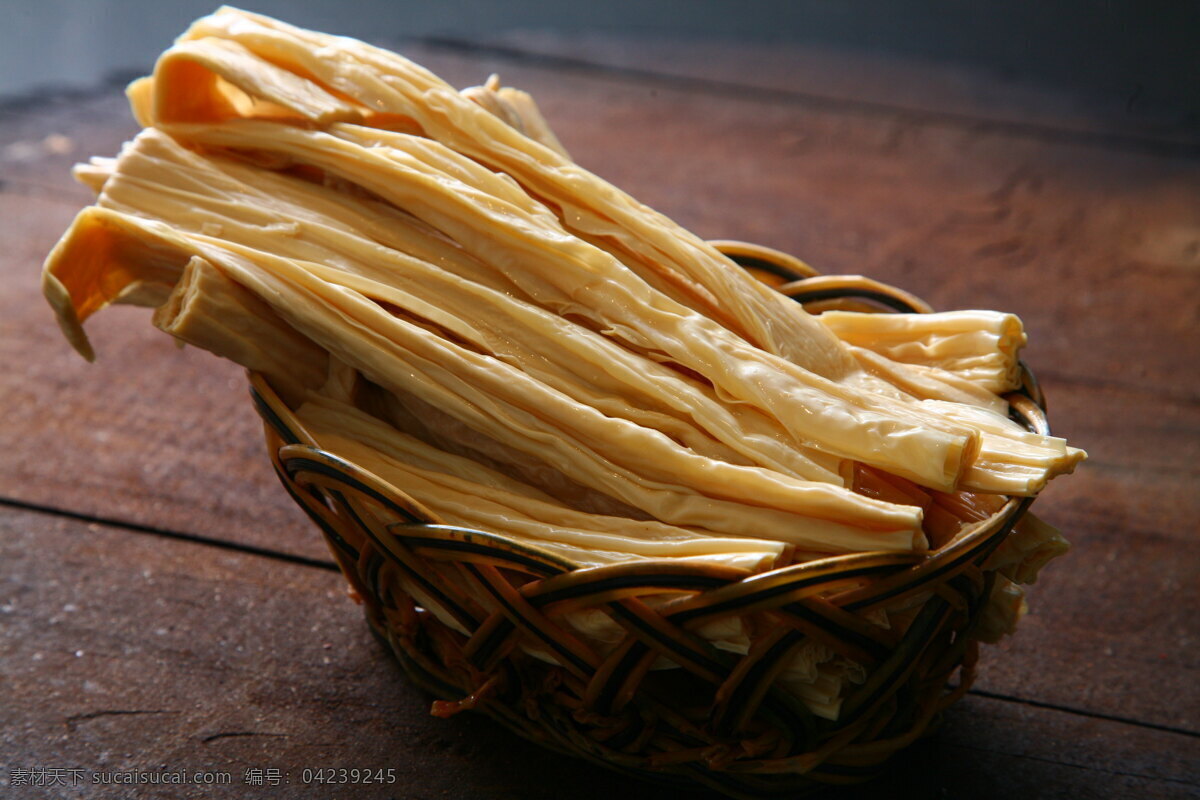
[157,10,1031,408]
[95,129,847,485]
[127,6,1083,487]
[40,7,1086,721]
[821,310,1028,394]
[296,390,787,572]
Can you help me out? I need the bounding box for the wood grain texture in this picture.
[2,37,1198,796]
[0,93,331,562]
[3,508,1196,799]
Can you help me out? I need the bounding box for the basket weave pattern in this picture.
[250,251,1048,798]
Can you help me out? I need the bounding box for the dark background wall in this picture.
[4,1,1197,130]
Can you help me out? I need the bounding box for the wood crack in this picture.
[0,493,338,572]
[201,731,289,744]
[968,689,1200,739]
[945,740,1199,786]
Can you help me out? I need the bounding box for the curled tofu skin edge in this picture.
[820,310,1028,395]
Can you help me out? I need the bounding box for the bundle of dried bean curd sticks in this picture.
[42,8,1083,719]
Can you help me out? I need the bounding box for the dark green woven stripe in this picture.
[669,563,902,625]
[785,287,921,313]
[724,252,808,282]
[282,455,424,523]
[530,572,731,607]
[464,563,595,676]
[250,386,303,445]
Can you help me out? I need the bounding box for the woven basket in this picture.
[248,242,1049,799]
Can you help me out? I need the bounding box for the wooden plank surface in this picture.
[3,508,1196,799]
[0,93,330,562]
[2,35,1198,798]
[456,32,1200,152]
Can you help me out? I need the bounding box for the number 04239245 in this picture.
[300,768,398,785]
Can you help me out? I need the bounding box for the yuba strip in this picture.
[159,118,978,490]
[96,129,847,484]
[168,9,859,377]
[43,206,927,551]
[144,23,1010,419]
[843,345,1009,414]
[299,432,782,572]
[131,118,1077,495]
[206,242,927,549]
[153,255,328,405]
[297,395,787,569]
[147,11,1079,468]
[820,310,1027,394]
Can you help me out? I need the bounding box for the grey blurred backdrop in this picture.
[3,0,1197,131]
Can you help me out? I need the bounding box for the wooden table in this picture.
[2,34,1197,799]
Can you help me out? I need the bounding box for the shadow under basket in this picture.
[248,242,1050,799]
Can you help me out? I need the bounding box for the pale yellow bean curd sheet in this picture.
[41,7,1084,720]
